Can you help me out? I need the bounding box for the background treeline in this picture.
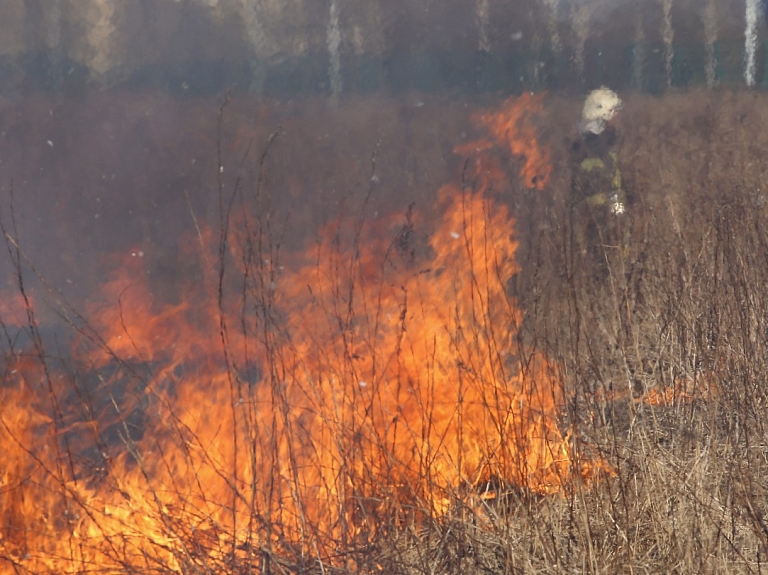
[0,0,766,96]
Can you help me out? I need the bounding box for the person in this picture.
[570,86,627,276]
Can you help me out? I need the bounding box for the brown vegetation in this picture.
[2,89,768,574]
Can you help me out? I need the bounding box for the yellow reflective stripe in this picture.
[609,152,622,190]
[580,157,606,171]
[587,193,607,207]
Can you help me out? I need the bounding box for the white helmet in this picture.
[580,87,622,135]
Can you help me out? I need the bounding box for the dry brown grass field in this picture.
[1,89,768,574]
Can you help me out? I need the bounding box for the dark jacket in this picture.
[570,126,625,214]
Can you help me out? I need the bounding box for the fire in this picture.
[474,92,552,189]
[641,374,717,406]
[0,291,34,327]
[270,185,568,499]
[0,95,600,572]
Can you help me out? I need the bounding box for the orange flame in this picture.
[0,291,34,327]
[473,92,552,189]
[640,374,717,406]
[0,95,591,572]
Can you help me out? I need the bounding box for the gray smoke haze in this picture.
[0,0,765,328]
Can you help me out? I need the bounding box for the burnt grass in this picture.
[4,88,768,574]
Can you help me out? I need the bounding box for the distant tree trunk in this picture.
[661,0,674,87]
[327,0,342,98]
[704,0,718,87]
[476,0,491,52]
[241,0,266,94]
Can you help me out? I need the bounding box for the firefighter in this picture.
[570,86,627,276]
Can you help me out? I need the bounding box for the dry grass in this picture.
[3,89,768,574]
